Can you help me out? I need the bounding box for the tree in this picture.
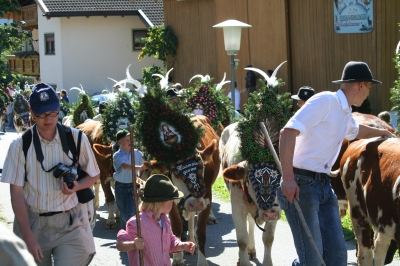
[0,0,32,85]
[138,25,178,68]
[390,24,400,132]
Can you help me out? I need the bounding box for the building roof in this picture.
[35,0,164,26]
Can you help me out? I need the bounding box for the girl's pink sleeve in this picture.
[117,217,138,241]
[167,220,181,253]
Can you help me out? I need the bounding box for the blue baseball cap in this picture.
[29,83,60,115]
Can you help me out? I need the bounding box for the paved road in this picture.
[0,130,398,265]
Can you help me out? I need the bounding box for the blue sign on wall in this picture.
[334,0,373,34]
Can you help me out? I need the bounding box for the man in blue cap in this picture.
[1,83,100,265]
[278,62,396,266]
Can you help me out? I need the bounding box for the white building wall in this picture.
[37,8,63,90]
[38,11,162,102]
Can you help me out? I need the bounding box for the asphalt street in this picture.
[0,130,398,265]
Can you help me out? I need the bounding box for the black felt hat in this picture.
[332,61,381,84]
[291,86,315,101]
[141,174,184,202]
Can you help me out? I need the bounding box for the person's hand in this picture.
[60,177,78,195]
[133,237,144,250]
[183,242,196,254]
[281,178,299,203]
[381,129,396,138]
[24,234,43,263]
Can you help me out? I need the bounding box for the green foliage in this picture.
[138,25,178,67]
[0,1,33,85]
[142,65,163,88]
[70,94,94,126]
[391,27,400,133]
[212,177,230,202]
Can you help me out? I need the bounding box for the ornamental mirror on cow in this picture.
[12,92,31,132]
[69,85,95,127]
[184,72,234,132]
[102,92,136,143]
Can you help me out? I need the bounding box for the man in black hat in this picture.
[278,61,395,266]
[291,86,315,108]
[1,83,100,265]
[245,64,257,97]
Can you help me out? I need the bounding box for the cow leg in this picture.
[207,209,217,225]
[247,213,256,259]
[262,220,277,266]
[374,230,394,266]
[108,177,120,222]
[93,181,100,210]
[170,202,184,266]
[102,176,117,228]
[196,199,211,266]
[230,185,252,266]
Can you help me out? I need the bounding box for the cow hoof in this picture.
[106,222,116,229]
[115,216,120,222]
[248,249,256,260]
[207,216,218,225]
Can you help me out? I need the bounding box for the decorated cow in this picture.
[220,63,290,266]
[339,137,400,265]
[135,78,221,266]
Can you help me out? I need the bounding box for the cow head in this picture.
[143,139,217,213]
[223,160,281,224]
[93,143,114,177]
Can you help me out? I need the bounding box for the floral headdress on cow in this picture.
[135,72,202,164]
[69,84,95,126]
[236,62,292,210]
[102,64,143,142]
[184,73,233,131]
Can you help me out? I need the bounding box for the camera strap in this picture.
[32,124,64,173]
[22,123,82,180]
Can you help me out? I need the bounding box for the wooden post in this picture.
[129,125,144,266]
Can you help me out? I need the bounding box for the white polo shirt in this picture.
[284,89,359,174]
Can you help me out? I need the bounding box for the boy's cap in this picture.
[29,83,60,115]
[116,129,130,142]
[141,174,184,202]
[291,86,315,101]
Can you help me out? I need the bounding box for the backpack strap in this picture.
[22,128,33,182]
[57,123,72,159]
[63,124,81,166]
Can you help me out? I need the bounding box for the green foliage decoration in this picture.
[71,94,94,126]
[142,65,163,88]
[102,92,136,143]
[238,80,290,164]
[184,79,233,131]
[135,86,203,164]
[138,25,178,67]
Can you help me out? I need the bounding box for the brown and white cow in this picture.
[339,137,400,266]
[76,120,120,228]
[143,115,220,266]
[220,121,281,266]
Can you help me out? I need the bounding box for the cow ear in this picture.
[143,161,154,171]
[222,165,246,182]
[93,144,113,158]
[198,139,217,162]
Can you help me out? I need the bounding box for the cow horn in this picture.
[329,169,340,177]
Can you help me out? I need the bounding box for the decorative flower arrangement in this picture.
[238,83,289,164]
[185,82,233,131]
[102,92,136,143]
[135,86,203,164]
[71,94,95,126]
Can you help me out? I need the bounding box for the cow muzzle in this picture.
[184,196,205,212]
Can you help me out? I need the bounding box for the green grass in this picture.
[212,176,230,202]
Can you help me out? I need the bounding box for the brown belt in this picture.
[293,167,328,180]
[39,211,64,217]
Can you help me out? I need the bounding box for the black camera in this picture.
[53,163,77,189]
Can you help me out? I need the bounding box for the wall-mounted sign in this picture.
[334,0,373,34]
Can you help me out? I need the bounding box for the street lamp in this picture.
[213,20,251,112]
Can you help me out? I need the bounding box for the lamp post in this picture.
[213,20,251,112]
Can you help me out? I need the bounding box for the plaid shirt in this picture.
[117,210,181,266]
[1,126,100,212]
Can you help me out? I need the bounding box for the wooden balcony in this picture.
[7,54,40,76]
[3,4,37,29]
